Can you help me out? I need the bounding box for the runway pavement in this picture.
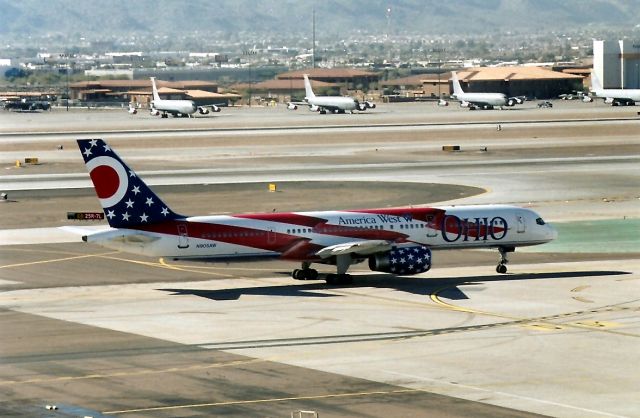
[1,101,639,417]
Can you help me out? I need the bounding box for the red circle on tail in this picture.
[90,165,120,199]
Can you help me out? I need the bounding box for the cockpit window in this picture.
[536,217,546,225]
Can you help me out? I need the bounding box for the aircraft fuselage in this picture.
[86,205,556,261]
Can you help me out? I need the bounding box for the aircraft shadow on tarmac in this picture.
[160,270,630,301]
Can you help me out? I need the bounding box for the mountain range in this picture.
[1,0,639,37]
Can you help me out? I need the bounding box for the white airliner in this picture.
[590,72,640,106]
[287,74,375,114]
[147,77,222,118]
[77,139,557,284]
[450,71,522,110]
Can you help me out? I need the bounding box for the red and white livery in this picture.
[78,139,557,284]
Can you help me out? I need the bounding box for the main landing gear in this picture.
[496,246,514,274]
[291,255,354,285]
[292,261,318,280]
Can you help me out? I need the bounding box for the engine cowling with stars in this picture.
[368,245,432,275]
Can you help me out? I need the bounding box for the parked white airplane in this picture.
[449,71,522,110]
[287,74,375,114]
[590,72,640,106]
[77,139,557,284]
[146,77,222,118]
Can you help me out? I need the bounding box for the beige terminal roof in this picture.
[456,66,584,81]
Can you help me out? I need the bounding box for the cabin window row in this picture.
[201,231,266,239]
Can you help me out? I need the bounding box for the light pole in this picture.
[59,53,71,111]
[431,48,446,98]
[243,49,257,106]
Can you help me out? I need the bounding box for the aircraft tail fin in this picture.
[77,139,183,229]
[451,71,464,96]
[150,77,161,102]
[303,74,316,99]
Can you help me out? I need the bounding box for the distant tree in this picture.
[4,67,29,79]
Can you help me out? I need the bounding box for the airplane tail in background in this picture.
[150,77,161,102]
[303,74,316,99]
[451,72,464,97]
[77,139,183,229]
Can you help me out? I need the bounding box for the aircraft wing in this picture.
[199,103,225,109]
[464,99,494,107]
[315,104,341,112]
[316,240,392,259]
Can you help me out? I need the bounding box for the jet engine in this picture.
[604,97,615,104]
[211,105,221,112]
[368,245,432,275]
[198,107,210,115]
[287,102,298,110]
[437,99,449,106]
[309,105,319,112]
[460,101,471,108]
[150,108,160,116]
[582,96,594,103]
[127,105,137,114]
[357,102,368,111]
[506,98,516,107]
[364,101,376,109]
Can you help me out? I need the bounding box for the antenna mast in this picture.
[312,8,316,68]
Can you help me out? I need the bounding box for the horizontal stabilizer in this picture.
[82,228,161,244]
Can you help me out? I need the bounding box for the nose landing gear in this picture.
[497,246,514,274]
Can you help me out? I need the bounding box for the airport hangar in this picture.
[231,68,380,103]
[381,66,585,100]
[68,79,241,107]
[594,39,640,89]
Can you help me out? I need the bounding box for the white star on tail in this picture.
[125,199,134,208]
[89,139,98,147]
[122,212,130,221]
[106,210,115,220]
[131,186,140,195]
[83,148,92,157]
[161,207,169,216]
[140,213,148,222]
[145,197,154,206]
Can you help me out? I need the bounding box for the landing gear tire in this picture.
[496,264,508,274]
[325,274,353,285]
[292,268,319,280]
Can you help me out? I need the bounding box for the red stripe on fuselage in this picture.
[135,220,406,260]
